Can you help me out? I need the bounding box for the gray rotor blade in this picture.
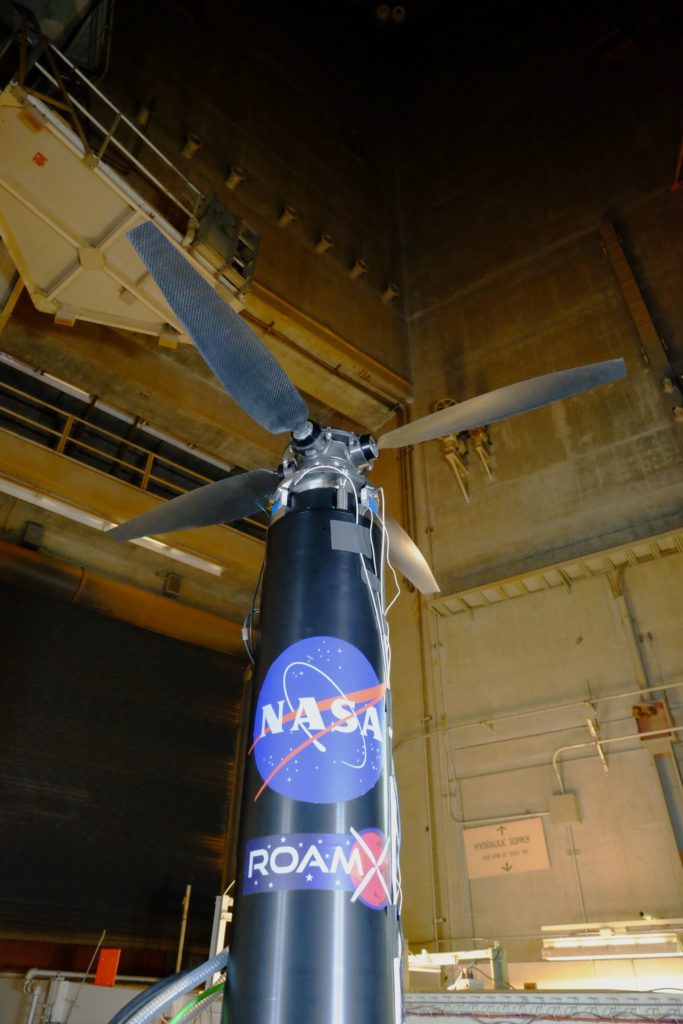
[107,469,281,542]
[378,358,626,450]
[128,221,309,434]
[385,515,439,594]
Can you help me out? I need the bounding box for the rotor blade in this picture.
[385,515,439,594]
[128,221,309,434]
[107,469,281,542]
[378,358,626,450]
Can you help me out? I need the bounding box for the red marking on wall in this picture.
[33,152,48,167]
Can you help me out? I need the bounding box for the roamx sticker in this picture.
[243,829,391,909]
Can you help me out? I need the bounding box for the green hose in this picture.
[166,982,225,1024]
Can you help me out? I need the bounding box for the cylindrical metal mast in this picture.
[225,498,400,1024]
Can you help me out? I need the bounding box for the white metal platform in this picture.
[0,55,248,346]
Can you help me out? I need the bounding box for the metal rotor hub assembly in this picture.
[277,422,380,510]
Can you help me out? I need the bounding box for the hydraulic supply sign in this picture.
[463,817,550,879]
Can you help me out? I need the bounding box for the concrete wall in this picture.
[399,3,683,593]
[389,2,683,962]
[103,0,409,381]
[396,549,683,958]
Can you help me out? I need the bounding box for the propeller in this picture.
[385,516,439,594]
[378,359,626,449]
[128,222,309,435]
[108,470,282,542]
[111,220,627,597]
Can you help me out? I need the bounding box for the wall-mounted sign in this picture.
[463,816,550,879]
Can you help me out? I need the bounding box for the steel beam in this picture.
[0,538,244,653]
[0,429,264,574]
[2,303,284,471]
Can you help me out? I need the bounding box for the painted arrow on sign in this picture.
[502,862,513,872]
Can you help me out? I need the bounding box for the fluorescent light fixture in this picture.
[130,536,223,576]
[542,926,683,961]
[0,478,115,531]
[42,372,91,401]
[0,353,92,402]
[0,352,33,372]
[0,477,224,576]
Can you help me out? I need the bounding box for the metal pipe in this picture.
[448,809,550,827]
[612,568,652,699]
[552,725,683,792]
[24,968,157,992]
[444,713,634,757]
[401,413,441,954]
[393,678,683,753]
[0,540,243,654]
[611,569,683,855]
[418,441,459,951]
[176,884,192,973]
[566,819,588,924]
[249,280,411,404]
[25,985,41,1024]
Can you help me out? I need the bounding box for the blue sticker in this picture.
[243,829,391,909]
[251,636,385,803]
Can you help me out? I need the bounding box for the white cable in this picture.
[361,501,388,678]
[375,489,401,681]
[362,486,389,678]
[284,463,390,678]
[241,613,254,664]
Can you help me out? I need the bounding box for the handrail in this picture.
[0,379,214,484]
[0,379,267,532]
[33,58,202,217]
[13,10,203,219]
[10,27,257,293]
[44,45,199,202]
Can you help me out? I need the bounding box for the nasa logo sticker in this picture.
[251,636,385,803]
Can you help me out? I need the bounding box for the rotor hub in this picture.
[276,424,379,511]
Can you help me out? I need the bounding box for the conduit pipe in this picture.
[249,280,411,406]
[552,725,683,792]
[612,567,652,699]
[393,678,683,753]
[0,539,243,654]
[24,969,158,991]
[610,568,683,854]
[399,404,441,954]
[24,971,152,1024]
